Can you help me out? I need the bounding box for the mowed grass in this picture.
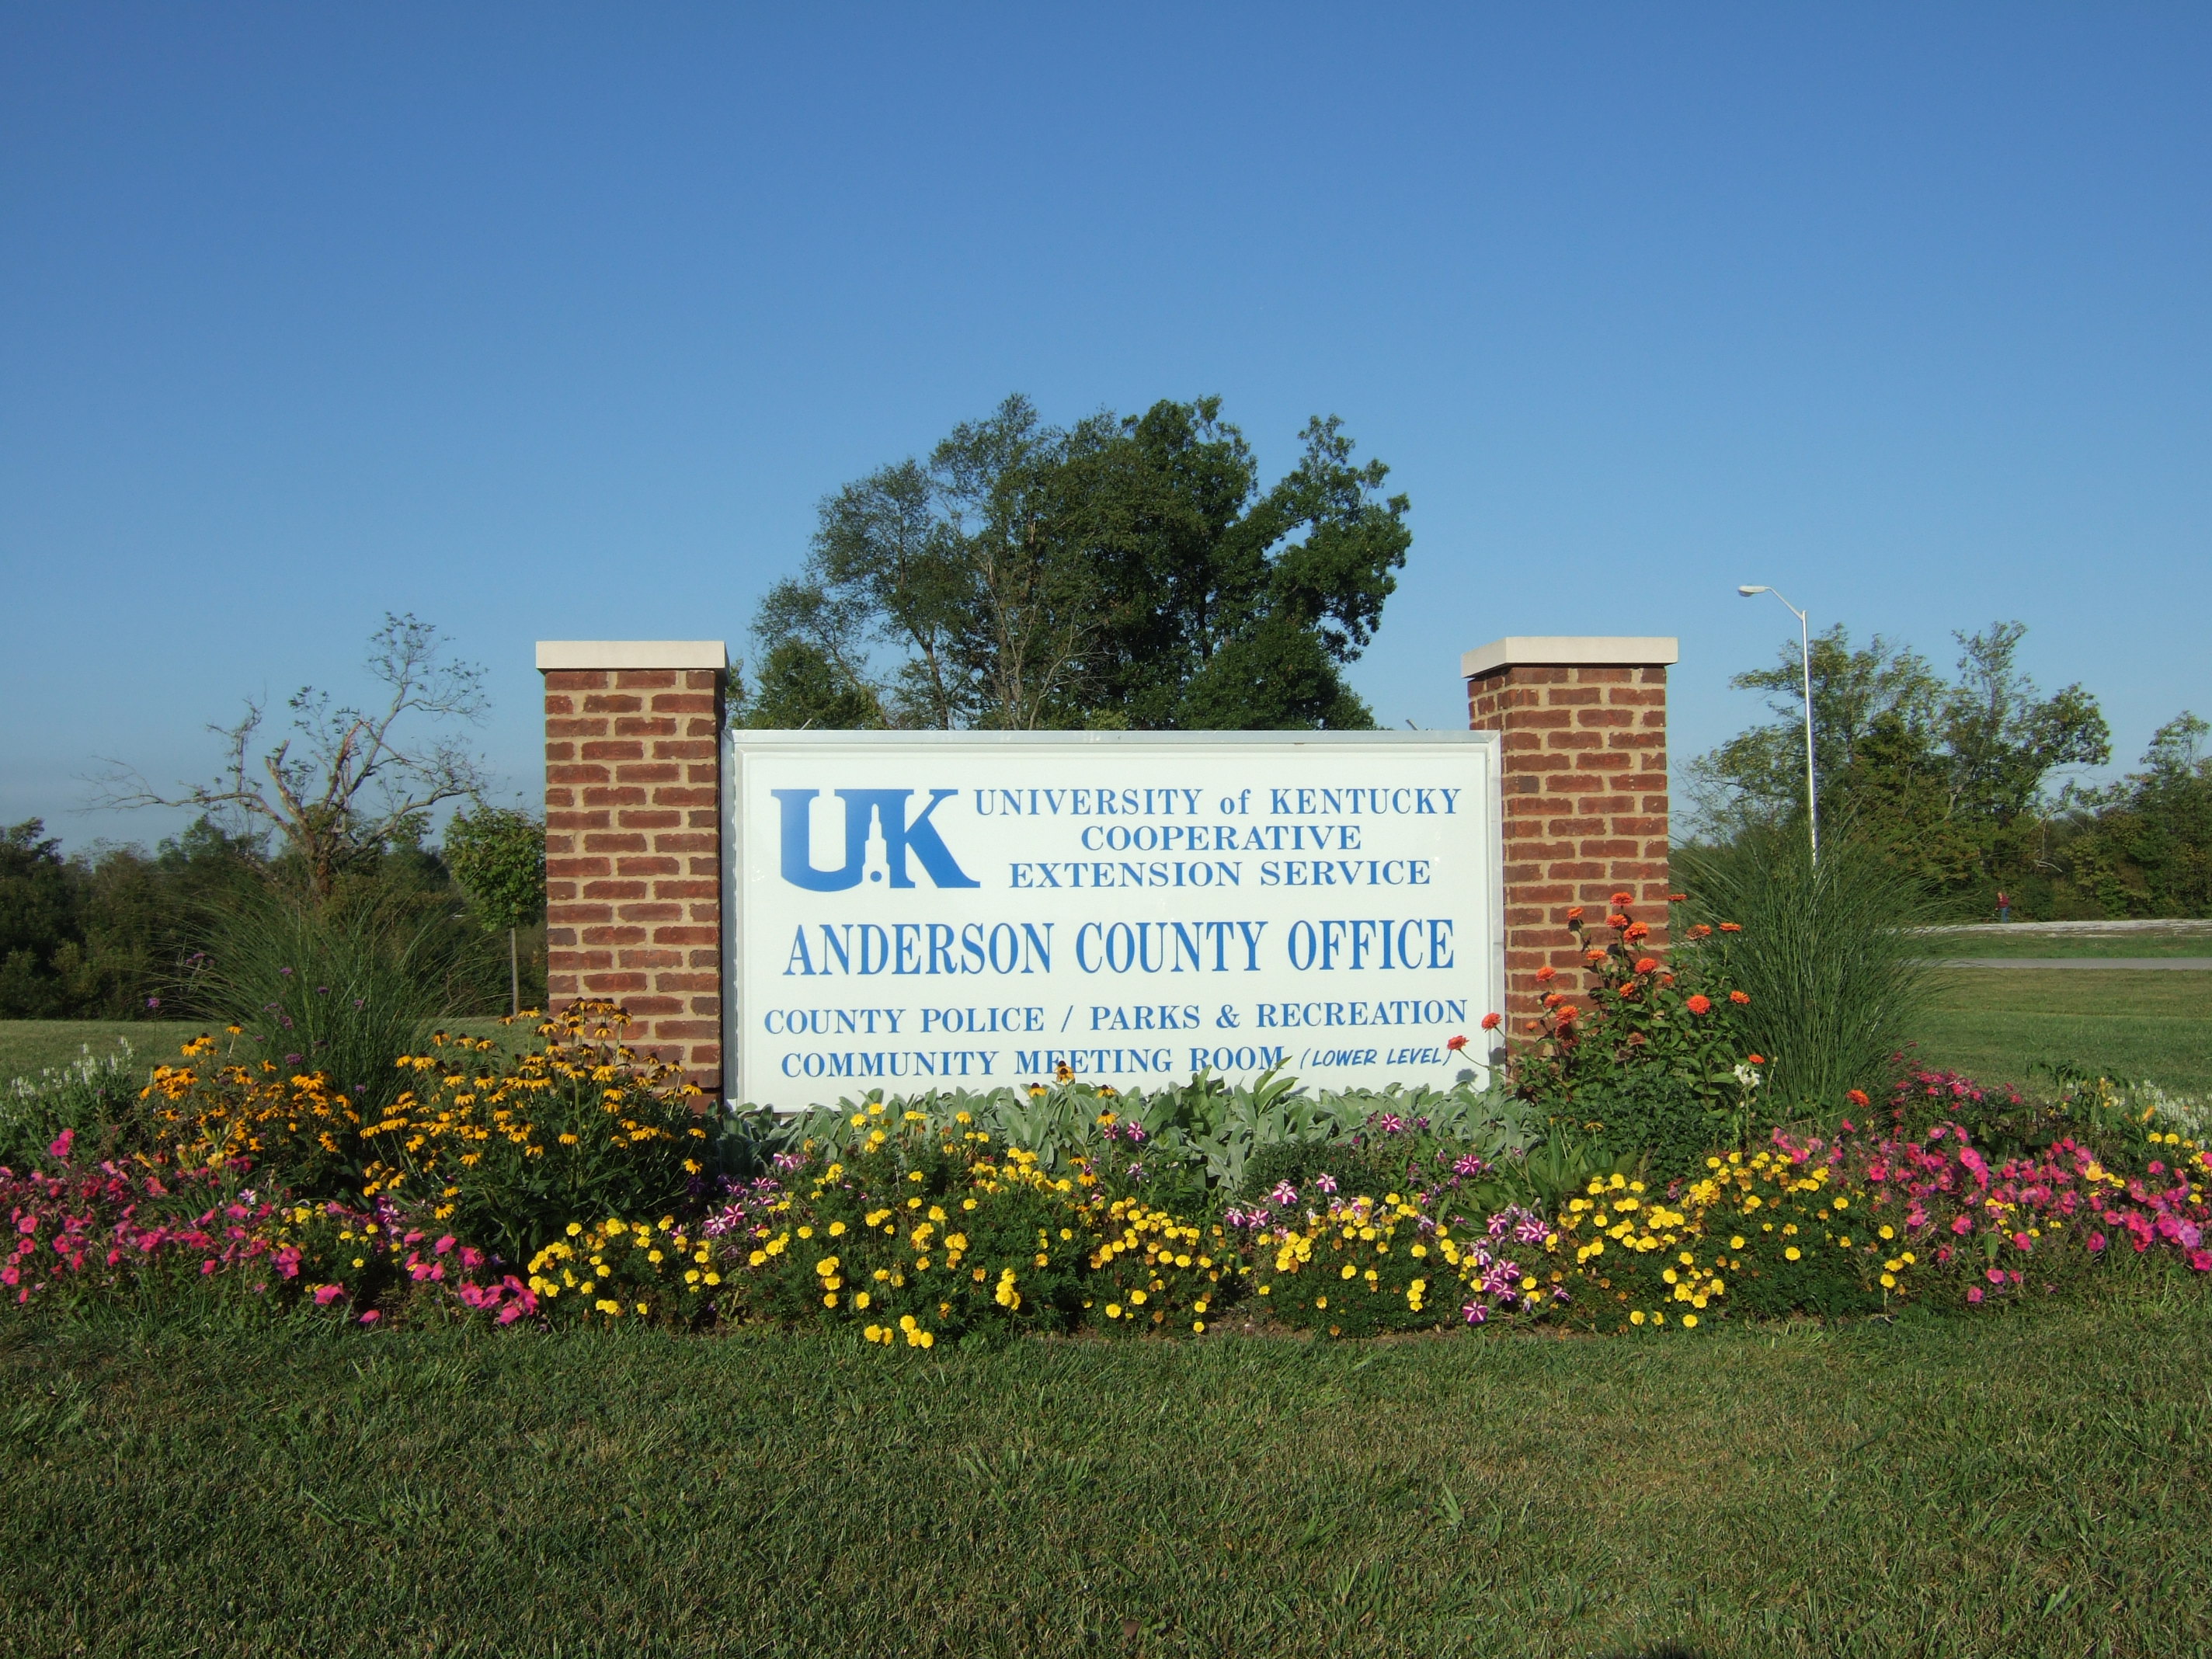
[1924,927,2212,960]
[4,1299,2210,1658]
[1908,969,2212,1094]
[0,1017,530,1088]
[0,1020,201,1083]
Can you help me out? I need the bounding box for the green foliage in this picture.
[1500,898,1765,1178]
[737,394,1409,732]
[751,1067,1532,1220]
[732,638,887,730]
[1690,621,2110,906]
[0,821,77,1017]
[442,806,544,934]
[2048,714,2212,916]
[1675,827,1939,1112]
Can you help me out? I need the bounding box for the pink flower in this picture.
[1984,1268,2005,1285]
[434,1235,456,1255]
[312,1284,344,1306]
[2088,1232,2107,1253]
[2012,1233,2032,1251]
[360,1309,380,1323]
[2189,1249,2212,1273]
[46,1129,74,1160]
[1967,1286,1984,1304]
[1950,1216,1974,1236]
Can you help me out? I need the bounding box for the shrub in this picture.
[1246,1183,1557,1338]
[360,1003,711,1264]
[706,1104,1233,1345]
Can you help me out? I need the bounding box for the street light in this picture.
[1737,584,1818,864]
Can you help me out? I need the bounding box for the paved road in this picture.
[1926,958,2212,971]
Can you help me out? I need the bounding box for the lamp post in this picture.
[1737,585,1818,864]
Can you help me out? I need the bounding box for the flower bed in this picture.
[5,970,2209,1338]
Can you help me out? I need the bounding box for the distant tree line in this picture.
[2,614,547,1022]
[1689,621,2212,919]
[0,815,541,1021]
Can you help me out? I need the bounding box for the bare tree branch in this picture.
[90,614,492,901]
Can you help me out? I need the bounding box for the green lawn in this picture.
[0,1019,200,1083]
[1922,927,2212,960]
[1907,968,2212,1094]
[0,1017,527,1088]
[3,1299,2208,1657]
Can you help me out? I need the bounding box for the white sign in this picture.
[722,731,1504,1108]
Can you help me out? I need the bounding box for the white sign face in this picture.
[722,731,1504,1108]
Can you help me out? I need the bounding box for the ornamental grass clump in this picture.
[1672,826,1936,1111]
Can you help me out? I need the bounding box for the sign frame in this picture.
[720,728,1506,1108]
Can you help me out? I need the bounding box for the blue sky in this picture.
[4,4,2207,850]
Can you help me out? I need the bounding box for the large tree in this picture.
[736,395,1410,731]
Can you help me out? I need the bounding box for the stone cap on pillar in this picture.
[1462,637,1678,678]
[537,641,728,671]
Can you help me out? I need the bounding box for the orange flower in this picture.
[1719,922,1743,933]
[1748,1052,1765,1065]
[1446,1034,1469,1052]
[1685,994,1712,1015]
[1586,949,1606,965]
[1524,1019,1542,1034]
[1535,965,1558,982]
[1555,1002,1580,1023]
[1480,1013,1503,1031]
[1729,989,1750,1004]
[1633,956,1658,974]
[1668,892,1686,903]
[1846,1088,1870,1107]
[1566,906,1584,922]
[1624,921,1650,941]
[1605,913,1629,930]
[1610,891,1634,906]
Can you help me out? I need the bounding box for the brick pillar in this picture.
[537,642,727,1093]
[1463,637,1677,1022]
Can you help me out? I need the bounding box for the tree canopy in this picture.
[734,395,1410,732]
[1689,621,2111,900]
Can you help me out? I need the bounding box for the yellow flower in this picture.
[1682,1314,1698,1328]
[1784,1247,1802,1261]
[1630,1310,1646,1325]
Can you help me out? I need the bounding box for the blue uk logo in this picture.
[772,788,980,891]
